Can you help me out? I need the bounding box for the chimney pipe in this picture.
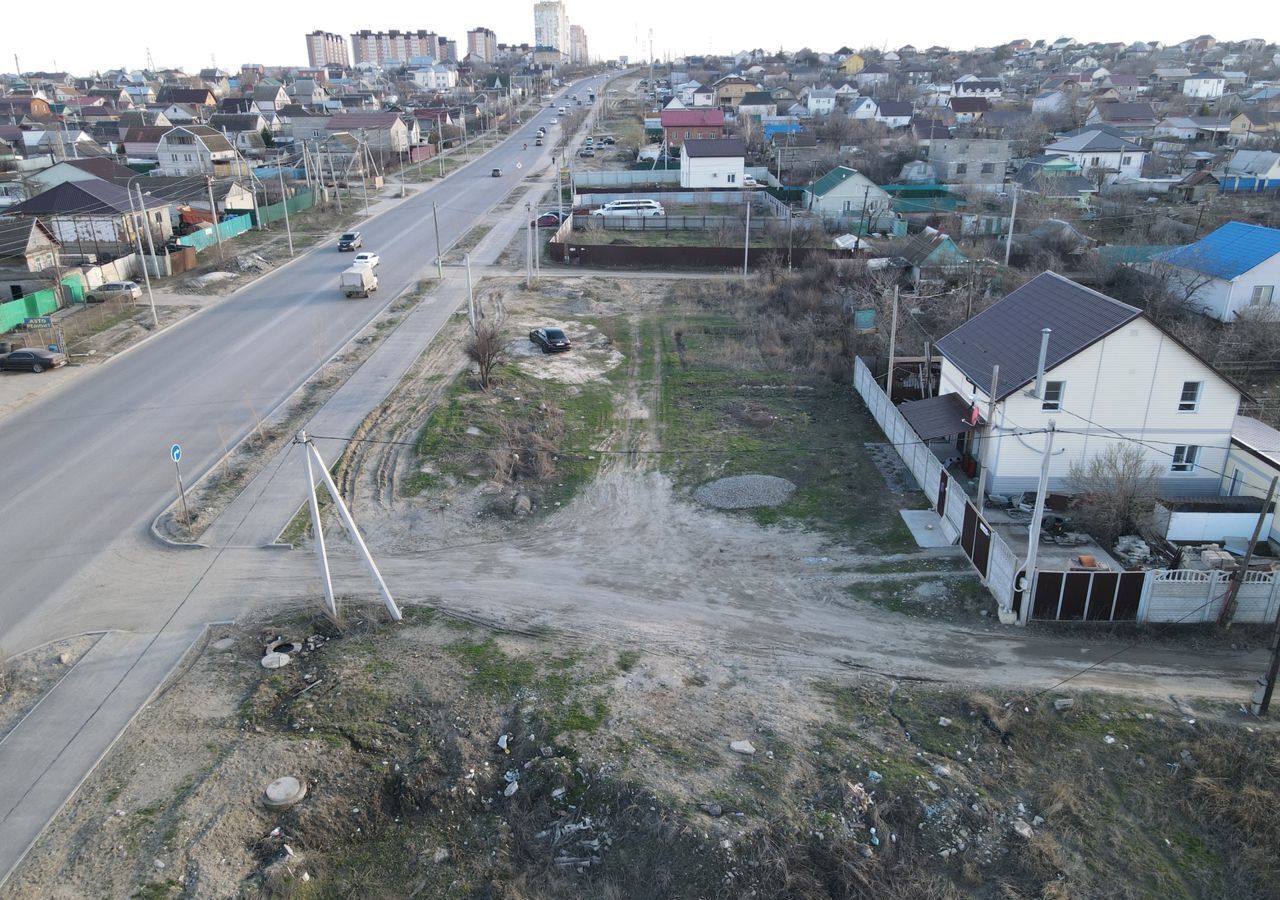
[1033,328,1051,399]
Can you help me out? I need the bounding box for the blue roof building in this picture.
[1154,222,1280,321]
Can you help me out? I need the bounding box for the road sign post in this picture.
[171,443,191,529]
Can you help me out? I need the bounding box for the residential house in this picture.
[155,87,216,109]
[807,88,836,116]
[210,112,271,156]
[931,271,1243,497]
[411,66,457,91]
[1013,156,1097,206]
[116,108,170,138]
[1032,90,1069,115]
[953,78,1002,100]
[1182,72,1226,99]
[1101,73,1141,101]
[1153,223,1280,322]
[855,64,891,90]
[806,165,891,224]
[323,112,410,152]
[948,96,989,124]
[288,79,330,110]
[0,218,60,271]
[1085,101,1159,134]
[283,108,331,143]
[874,100,913,128]
[737,92,776,120]
[1,97,54,120]
[252,84,290,116]
[198,68,231,98]
[679,138,746,188]
[1171,170,1219,203]
[1153,116,1232,144]
[848,96,878,119]
[25,158,137,194]
[1216,150,1280,192]
[4,180,171,258]
[1229,110,1280,147]
[155,125,240,175]
[660,108,726,147]
[1043,128,1145,180]
[870,226,968,284]
[122,126,171,160]
[927,138,1010,186]
[691,86,716,107]
[712,76,755,110]
[1224,416,1280,505]
[840,54,866,75]
[156,103,202,125]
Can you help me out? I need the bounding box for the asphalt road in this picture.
[0,75,611,655]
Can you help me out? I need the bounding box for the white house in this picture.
[849,96,878,119]
[679,138,746,188]
[1032,90,1069,115]
[925,271,1244,497]
[155,125,240,176]
[874,100,913,128]
[1153,223,1280,322]
[1042,129,1145,180]
[1183,72,1226,99]
[412,65,457,91]
[806,165,891,222]
[807,88,836,116]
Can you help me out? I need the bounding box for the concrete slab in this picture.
[900,509,955,549]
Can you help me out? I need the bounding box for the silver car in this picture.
[88,281,142,303]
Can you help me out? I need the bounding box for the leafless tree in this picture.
[466,323,505,391]
[1067,443,1160,545]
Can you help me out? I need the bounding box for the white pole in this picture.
[300,431,337,620]
[1018,420,1056,624]
[127,185,159,327]
[465,251,476,333]
[307,440,402,622]
[886,286,899,402]
[975,364,999,504]
[277,163,294,257]
[133,183,160,328]
[1004,184,1018,267]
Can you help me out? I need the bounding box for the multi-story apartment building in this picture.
[533,1,569,57]
[467,27,499,64]
[569,24,589,65]
[350,29,441,66]
[305,31,350,68]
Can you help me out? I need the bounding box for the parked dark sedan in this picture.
[530,211,565,227]
[0,347,67,373]
[529,327,571,353]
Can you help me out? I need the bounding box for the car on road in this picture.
[577,147,595,158]
[535,137,544,146]
[352,251,380,268]
[491,167,503,177]
[529,327,571,353]
[338,231,362,251]
[549,118,558,125]
[0,347,67,373]
[584,136,594,145]
[530,211,565,227]
[600,136,616,145]
[87,280,142,303]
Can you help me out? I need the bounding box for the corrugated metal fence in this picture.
[176,213,254,251]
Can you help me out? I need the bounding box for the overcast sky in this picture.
[4,0,1271,75]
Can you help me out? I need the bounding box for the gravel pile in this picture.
[694,474,796,509]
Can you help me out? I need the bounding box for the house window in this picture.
[1122,155,1132,165]
[1178,381,1202,411]
[1041,380,1064,411]
[1251,285,1275,306]
[981,162,995,174]
[685,130,691,139]
[726,173,736,183]
[955,163,968,174]
[1171,445,1200,473]
[1229,468,1243,496]
[1090,156,1101,166]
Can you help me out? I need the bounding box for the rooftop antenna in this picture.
[146,47,156,72]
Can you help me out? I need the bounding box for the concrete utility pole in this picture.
[127,186,159,328]
[206,176,225,263]
[886,286,899,401]
[525,202,533,288]
[432,201,443,278]
[1003,184,1018,267]
[359,132,371,217]
[133,183,160,326]
[742,200,751,278]
[1222,475,1278,629]
[276,164,294,257]
[1018,420,1056,625]
[465,252,476,334]
[298,432,401,623]
[975,364,1000,504]
[301,430,336,620]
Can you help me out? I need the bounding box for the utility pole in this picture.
[1222,475,1278,629]
[432,201,443,278]
[1003,184,1018,267]
[359,132,371,217]
[134,183,160,324]
[975,364,1000,504]
[128,187,159,328]
[465,252,476,334]
[886,286,899,401]
[1254,557,1280,714]
[858,185,871,235]
[301,429,336,620]
[1018,421,1056,625]
[276,164,294,257]
[742,199,751,278]
[206,176,225,263]
[399,147,406,198]
[525,202,533,288]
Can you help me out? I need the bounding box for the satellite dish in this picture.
[516,162,523,169]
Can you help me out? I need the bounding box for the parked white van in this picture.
[590,199,666,218]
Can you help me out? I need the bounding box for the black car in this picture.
[0,347,67,373]
[529,327,571,353]
[338,231,362,251]
[530,211,565,227]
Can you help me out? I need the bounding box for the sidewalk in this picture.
[0,626,203,885]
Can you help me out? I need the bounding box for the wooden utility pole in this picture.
[1221,476,1278,629]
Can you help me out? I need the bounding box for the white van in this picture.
[590,199,666,218]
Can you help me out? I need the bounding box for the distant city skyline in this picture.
[3,0,1273,74]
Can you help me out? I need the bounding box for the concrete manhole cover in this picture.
[263,776,308,810]
[694,474,796,509]
[260,652,292,669]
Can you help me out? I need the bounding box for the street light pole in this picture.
[432,200,443,278]
[276,163,294,257]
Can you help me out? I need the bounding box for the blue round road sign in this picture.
[170,443,182,463]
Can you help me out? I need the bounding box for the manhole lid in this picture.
[260,652,291,670]
[263,776,307,810]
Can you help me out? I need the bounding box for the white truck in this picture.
[340,265,378,298]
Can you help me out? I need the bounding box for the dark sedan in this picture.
[0,347,67,373]
[529,327,571,353]
[530,211,565,227]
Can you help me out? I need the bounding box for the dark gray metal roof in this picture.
[899,392,981,440]
[934,271,1140,400]
[681,137,745,158]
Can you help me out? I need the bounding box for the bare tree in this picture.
[1067,443,1160,545]
[466,323,505,391]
